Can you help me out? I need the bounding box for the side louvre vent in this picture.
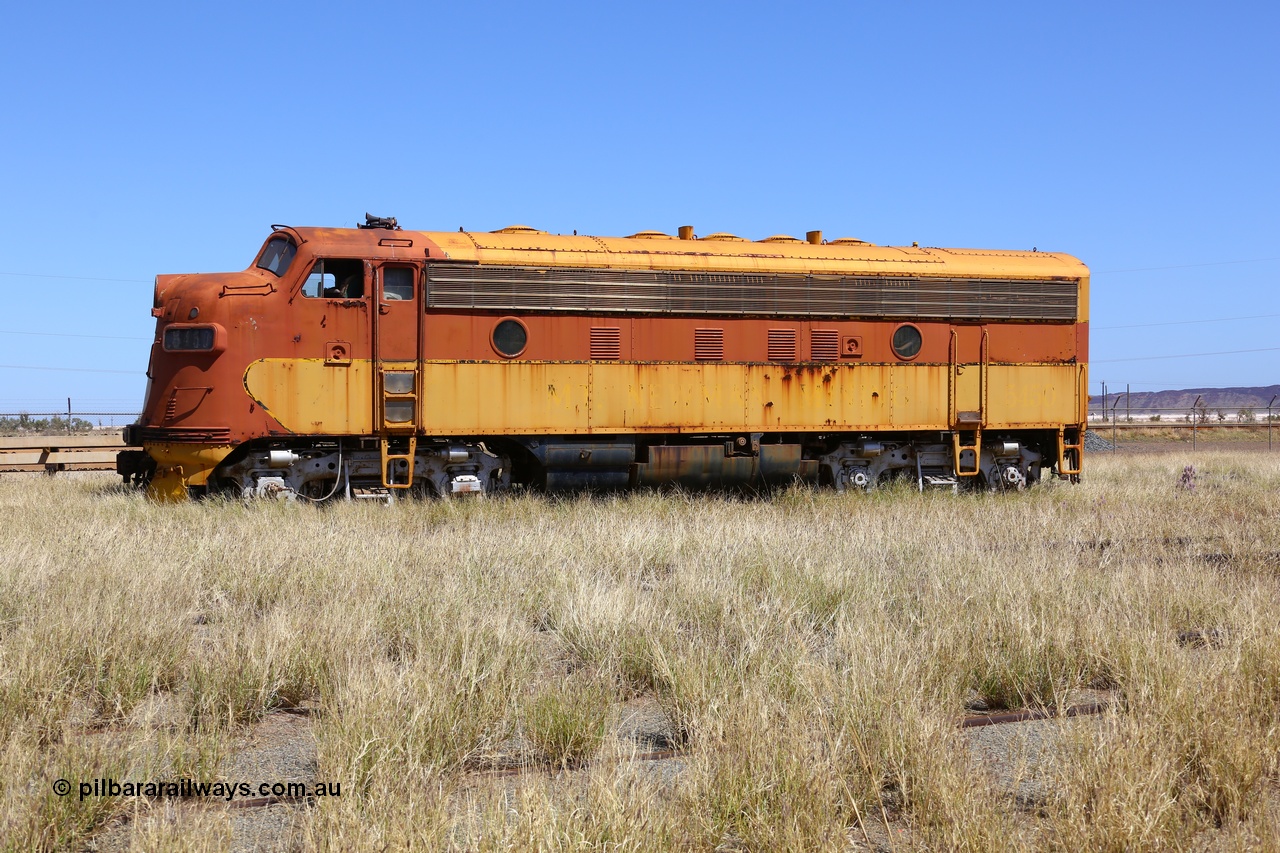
[426,265,1079,321]
[590,327,621,360]
[694,328,724,360]
[811,329,840,361]
[768,329,797,362]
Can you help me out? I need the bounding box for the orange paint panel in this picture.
[588,363,747,430]
[143,442,236,498]
[414,361,1086,436]
[742,364,892,430]
[986,324,1077,362]
[891,366,951,426]
[983,365,1082,425]
[420,362,590,433]
[422,312,1081,365]
[243,359,373,435]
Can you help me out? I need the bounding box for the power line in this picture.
[0,270,150,284]
[1094,312,1280,330]
[1094,380,1258,389]
[0,328,151,341]
[1094,346,1280,363]
[1094,256,1280,274]
[0,363,138,375]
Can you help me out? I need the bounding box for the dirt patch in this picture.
[85,710,317,852]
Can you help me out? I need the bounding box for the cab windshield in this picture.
[255,236,297,277]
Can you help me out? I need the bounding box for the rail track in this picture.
[0,434,123,474]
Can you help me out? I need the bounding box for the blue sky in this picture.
[1,2,1276,417]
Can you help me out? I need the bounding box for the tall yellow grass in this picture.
[1,451,1278,850]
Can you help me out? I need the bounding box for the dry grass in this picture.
[1106,424,1278,445]
[1,451,1279,850]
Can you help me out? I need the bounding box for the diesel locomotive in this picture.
[117,216,1088,501]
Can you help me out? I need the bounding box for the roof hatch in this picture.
[491,225,548,235]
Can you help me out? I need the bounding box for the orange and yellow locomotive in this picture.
[118,216,1088,500]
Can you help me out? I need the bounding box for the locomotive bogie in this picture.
[211,441,510,501]
[817,437,1043,492]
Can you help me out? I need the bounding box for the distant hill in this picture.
[1089,385,1280,415]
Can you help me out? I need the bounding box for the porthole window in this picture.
[891,324,922,360]
[491,318,528,358]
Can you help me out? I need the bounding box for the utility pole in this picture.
[1112,397,1120,451]
[1192,395,1202,451]
[1269,395,1277,451]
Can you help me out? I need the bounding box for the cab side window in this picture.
[383,267,414,301]
[301,259,364,298]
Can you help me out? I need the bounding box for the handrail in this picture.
[948,329,957,426]
[952,431,982,477]
[1057,426,1083,476]
[980,328,989,426]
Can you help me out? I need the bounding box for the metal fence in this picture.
[0,408,139,434]
[1087,394,1280,451]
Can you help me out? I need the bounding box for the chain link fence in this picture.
[1087,396,1280,451]
[0,410,139,436]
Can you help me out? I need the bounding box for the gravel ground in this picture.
[1083,430,1115,452]
[962,689,1116,809]
[964,717,1080,809]
[84,711,316,852]
[614,696,679,750]
[85,689,1130,850]
[220,713,316,853]
[220,712,318,785]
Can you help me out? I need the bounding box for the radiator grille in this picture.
[426,264,1078,321]
[137,426,232,443]
[767,329,797,362]
[810,329,840,361]
[694,328,724,360]
[589,327,621,360]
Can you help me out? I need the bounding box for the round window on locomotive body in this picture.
[491,318,528,359]
[891,323,923,361]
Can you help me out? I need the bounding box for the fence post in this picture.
[1269,395,1276,452]
[1192,395,1201,451]
[66,398,71,435]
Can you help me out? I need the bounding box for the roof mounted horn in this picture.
[359,213,400,230]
